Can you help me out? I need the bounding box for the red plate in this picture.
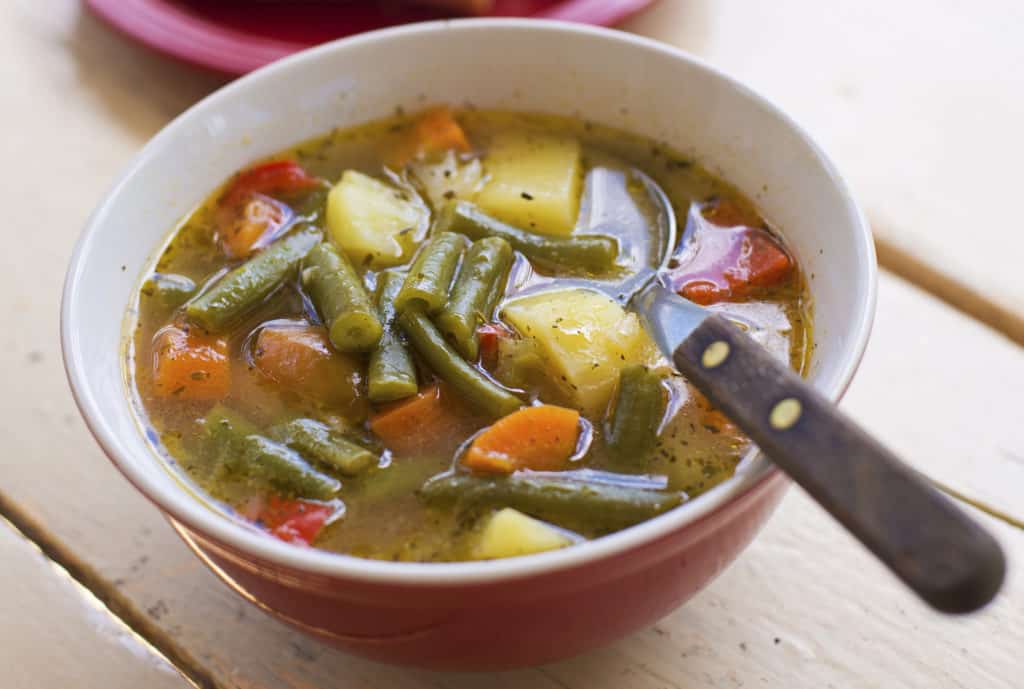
[86,0,657,75]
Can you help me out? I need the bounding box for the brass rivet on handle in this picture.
[701,340,730,368]
[770,398,802,429]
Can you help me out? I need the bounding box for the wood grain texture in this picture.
[0,1,1021,686]
[622,0,1024,335]
[843,275,1024,526]
[0,519,188,689]
[674,314,1005,613]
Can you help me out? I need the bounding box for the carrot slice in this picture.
[462,405,580,475]
[252,324,364,413]
[391,106,471,167]
[152,326,230,400]
[370,384,477,456]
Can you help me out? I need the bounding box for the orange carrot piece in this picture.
[152,326,230,400]
[462,405,580,475]
[252,324,364,413]
[219,195,289,259]
[391,106,471,167]
[370,384,476,456]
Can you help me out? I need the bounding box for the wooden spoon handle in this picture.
[674,314,1005,613]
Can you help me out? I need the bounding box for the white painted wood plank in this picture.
[624,0,1024,323]
[0,519,188,689]
[843,275,1023,522]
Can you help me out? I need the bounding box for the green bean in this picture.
[200,405,257,476]
[398,308,522,418]
[368,271,418,402]
[435,237,513,360]
[141,273,196,309]
[394,231,466,314]
[301,242,382,352]
[418,473,684,531]
[236,435,341,500]
[187,226,321,332]
[434,201,619,274]
[201,406,340,499]
[271,418,377,476]
[292,188,328,224]
[605,365,668,471]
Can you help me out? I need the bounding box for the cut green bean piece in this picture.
[301,242,382,352]
[398,308,522,419]
[419,473,683,531]
[200,405,257,475]
[293,188,328,224]
[435,237,513,360]
[236,435,341,500]
[394,231,466,314]
[187,226,321,332]
[368,271,418,402]
[605,365,668,471]
[434,201,619,274]
[201,406,340,499]
[142,273,196,309]
[271,418,377,476]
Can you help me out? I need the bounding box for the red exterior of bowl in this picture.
[172,472,788,670]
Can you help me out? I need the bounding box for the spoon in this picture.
[578,167,1005,613]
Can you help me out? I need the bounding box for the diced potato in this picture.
[473,508,574,560]
[326,170,427,270]
[409,150,483,210]
[474,133,582,236]
[497,289,660,414]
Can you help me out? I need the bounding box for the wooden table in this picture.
[3,2,1020,687]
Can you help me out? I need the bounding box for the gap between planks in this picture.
[0,490,225,689]
[930,480,1024,532]
[874,231,1024,347]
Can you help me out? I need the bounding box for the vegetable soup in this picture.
[128,107,811,562]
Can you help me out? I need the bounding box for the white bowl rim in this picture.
[62,17,877,587]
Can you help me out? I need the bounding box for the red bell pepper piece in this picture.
[476,322,512,369]
[669,204,794,305]
[219,160,322,209]
[258,496,336,547]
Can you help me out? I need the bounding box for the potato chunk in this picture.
[497,288,660,414]
[473,508,574,560]
[326,170,427,269]
[475,133,582,236]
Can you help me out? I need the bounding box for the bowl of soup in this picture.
[62,19,875,670]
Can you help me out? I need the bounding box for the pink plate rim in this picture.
[84,0,658,75]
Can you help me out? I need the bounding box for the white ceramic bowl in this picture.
[62,19,875,669]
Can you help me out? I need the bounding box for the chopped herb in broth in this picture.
[128,106,812,562]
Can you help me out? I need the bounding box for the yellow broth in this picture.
[128,108,812,562]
